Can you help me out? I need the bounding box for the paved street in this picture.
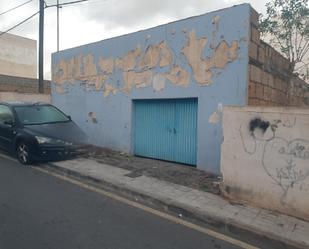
[0,154,243,249]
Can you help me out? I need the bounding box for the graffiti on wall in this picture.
[52,15,240,96]
[240,117,309,203]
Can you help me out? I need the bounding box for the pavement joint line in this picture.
[33,166,260,249]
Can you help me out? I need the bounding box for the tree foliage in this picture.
[260,0,309,81]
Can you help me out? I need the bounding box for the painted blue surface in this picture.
[134,99,197,165]
[51,4,251,174]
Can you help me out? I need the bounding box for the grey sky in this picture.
[0,0,268,78]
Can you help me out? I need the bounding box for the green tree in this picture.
[260,0,309,81]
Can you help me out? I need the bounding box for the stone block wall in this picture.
[0,74,51,94]
[248,8,307,107]
[0,92,51,103]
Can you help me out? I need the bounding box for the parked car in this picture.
[0,102,89,165]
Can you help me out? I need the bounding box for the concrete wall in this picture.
[0,92,51,103]
[221,106,309,221]
[248,9,307,107]
[51,4,251,173]
[0,74,51,94]
[0,33,37,78]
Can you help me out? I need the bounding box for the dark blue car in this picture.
[0,102,88,165]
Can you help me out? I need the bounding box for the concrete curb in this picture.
[42,162,305,249]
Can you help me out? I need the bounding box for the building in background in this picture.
[0,33,50,96]
[51,4,307,174]
[0,32,37,78]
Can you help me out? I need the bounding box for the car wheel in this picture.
[17,141,32,165]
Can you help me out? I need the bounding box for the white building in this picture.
[0,32,37,78]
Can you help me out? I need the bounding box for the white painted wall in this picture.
[0,92,50,103]
[0,33,37,78]
[221,106,309,221]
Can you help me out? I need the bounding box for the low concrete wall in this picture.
[221,106,309,221]
[0,92,51,103]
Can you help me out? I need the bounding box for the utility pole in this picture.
[46,0,88,52]
[38,0,44,93]
[57,0,59,52]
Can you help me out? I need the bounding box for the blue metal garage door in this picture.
[134,98,197,165]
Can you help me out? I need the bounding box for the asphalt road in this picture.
[0,154,248,249]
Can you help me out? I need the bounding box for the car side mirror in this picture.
[4,120,14,127]
[67,115,72,120]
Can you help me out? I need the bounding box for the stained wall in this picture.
[51,4,251,173]
[221,106,309,221]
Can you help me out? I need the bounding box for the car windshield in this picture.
[14,105,70,125]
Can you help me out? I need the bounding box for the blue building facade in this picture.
[51,4,251,174]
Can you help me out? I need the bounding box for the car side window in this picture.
[0,105,14,124]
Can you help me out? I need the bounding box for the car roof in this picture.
[0,101,50,107]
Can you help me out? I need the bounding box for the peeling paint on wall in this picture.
[209,104,223,124]
[209,111,220,124]
[115,47,141,71]
[152,74,165,92]
[208,40,238,68]
[139,42,173,69]
[82,54,97,76]
[211,15,220,49]
[181,31,209,84]
[164,66,189,86]
[88,111,98,123]
[139,45,161,70]
[94,75,108,90]
[98,56,114,74]
[122,70,153,93]
[55,85,65,94]
[182,30,239,86]
[212,15,220,30]
[103,83,118,97]
[52,28,239,95]
[159,42,173,67]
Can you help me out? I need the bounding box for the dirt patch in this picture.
[84,146,221,194]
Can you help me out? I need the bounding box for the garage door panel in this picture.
[174,99,197,165]
[134,100,175,161]
[134,99,197,165]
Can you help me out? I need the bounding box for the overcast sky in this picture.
[0,0,268,79]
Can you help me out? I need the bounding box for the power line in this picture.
[0,0,103,39]
[0,0,33,16]
[0,11,39,37]
[45,0,90,8]
[61,0,107,8]
[0,0,85,37]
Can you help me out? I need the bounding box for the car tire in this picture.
[16,141,32,165]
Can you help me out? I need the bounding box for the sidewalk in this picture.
[44,157,309,249]
[87,147,221,193]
